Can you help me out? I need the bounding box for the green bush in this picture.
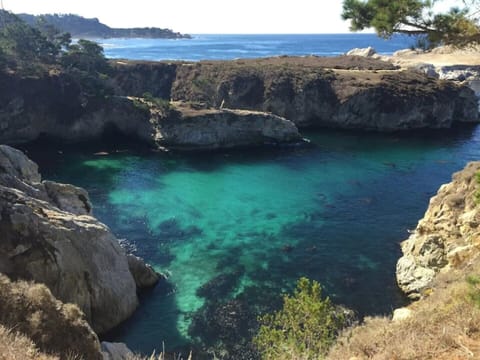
[142,92,172,110]
[467,275,480,307]
[474,172,480,205]
[253,277,346,360]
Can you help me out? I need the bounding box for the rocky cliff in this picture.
[169,58,478,130]
[396,161,480,299]
[112,57,479,131]
[1,56,478,149]
[0,69,302,150]
[0,145,160,334]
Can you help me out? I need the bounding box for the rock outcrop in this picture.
[0,145,158,333]
[346,46,377,57]
[171,61,478,130]
[150,101,302,149]
[1,56,477,148]
[396,162,480,299]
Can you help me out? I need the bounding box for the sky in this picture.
[2,0,356,34]
[2,0,465,34]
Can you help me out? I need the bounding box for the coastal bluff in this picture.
[0,56,478,150]
[396,161,480,299]
[0,145,160,334]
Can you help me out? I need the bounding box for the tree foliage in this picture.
[342,0,480,47]
[0,12,59,64]
[253,278,347,360]
[61,39,109,73]
[0,10,111,95]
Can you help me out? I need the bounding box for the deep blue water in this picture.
[98,33,416,61]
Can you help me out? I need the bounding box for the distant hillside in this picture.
[17,13,191,39]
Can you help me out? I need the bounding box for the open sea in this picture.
[28,34,480,357]
[97,33,416,61]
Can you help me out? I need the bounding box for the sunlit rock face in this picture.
[0,145,159,333]
[397,161,480,299]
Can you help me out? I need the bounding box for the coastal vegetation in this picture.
[254,278,347,360]
[342,0,480,47]
[475,172,480,204]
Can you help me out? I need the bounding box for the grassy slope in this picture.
[328,256,480,360]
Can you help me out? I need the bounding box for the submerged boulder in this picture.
[0,145,157,333]
[396,161,480,299]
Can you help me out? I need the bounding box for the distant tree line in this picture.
[18,13,191,39]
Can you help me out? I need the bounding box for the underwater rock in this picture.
[196,271,242,299]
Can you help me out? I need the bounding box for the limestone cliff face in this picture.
[0,145,159,333]
[396,162,480,299]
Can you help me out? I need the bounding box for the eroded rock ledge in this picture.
[396,161,480,299]
[0,145,160,334]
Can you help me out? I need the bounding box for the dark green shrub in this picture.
[254,277,346,360]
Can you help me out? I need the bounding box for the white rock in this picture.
[392,307,412,322]
[346,46,376,57]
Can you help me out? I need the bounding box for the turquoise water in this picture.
[98,34,416,61]
[29,126,480,356]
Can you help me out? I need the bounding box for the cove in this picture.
[27,126,480,356]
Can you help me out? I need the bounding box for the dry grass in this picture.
[328,258,480,360]
[0,324,58,360]
[130,349,193,360]
[0,274,102,360]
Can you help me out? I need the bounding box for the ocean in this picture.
[97,33,416,61]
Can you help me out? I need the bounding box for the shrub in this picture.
[474,172,480,205]
[467,275,480,307]
[254,277,346,360]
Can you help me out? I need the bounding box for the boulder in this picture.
[408,63,439,78]
[0,145,159,334]
[346,47,377,57]
[127,254,161,289]
[396,162,480,299]
[392,307,413,322]
[101,342,135,360]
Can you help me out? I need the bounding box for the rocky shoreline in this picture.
[0,145,161,358]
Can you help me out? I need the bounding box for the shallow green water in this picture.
[29,126,480,355]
